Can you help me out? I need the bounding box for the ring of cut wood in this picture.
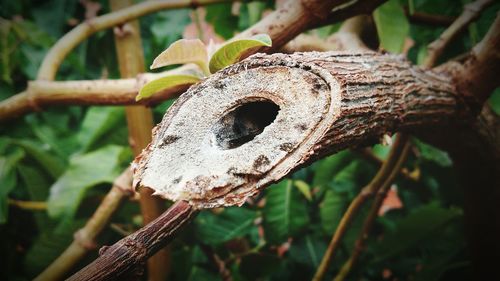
[133,55,341,208]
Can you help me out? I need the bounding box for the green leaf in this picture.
[414,139,452,167]
[320,190,349,234]
[263,180,310,244]
[209,34,272,73]
[24,218,85,277]
[205,3,239,39]
[136,74,201,101]
[373,0,410,53]
[12,139,66,179]
[0,148,25,224]
[312,150,352,189]
[17,163,54,232]
[488,88,500,115]
[47,145,129,219]
[150,39,209,75]
[373,203,462,262]
[195,207,256,245]
[294,180,312,201]
[289,235,327,267]
[77,106,125,152]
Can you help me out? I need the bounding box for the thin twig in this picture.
[8,199,47,210]
[333,140,411,281]
[312,134,410,281]
[35,169,133,281]
[424,0,494,68]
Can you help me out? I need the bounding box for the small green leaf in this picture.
[263,180,309,244]
[294,180,312,201]
[150,38,209,75]
[209,33,272,73]
[136,74,201,101]
[373,0,410,53]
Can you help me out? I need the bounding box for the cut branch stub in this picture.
[133,52,463,209]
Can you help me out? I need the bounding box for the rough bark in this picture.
[133,51,465,209]
[66,201,197,281]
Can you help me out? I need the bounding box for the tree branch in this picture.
[66,201,197,281]
[453,12,500,105]
[424,0,494,68]
[333,139,411,281]
[0,69,193,121]
[312,134,410,281]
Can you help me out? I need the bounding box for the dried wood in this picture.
[133,51,464,209]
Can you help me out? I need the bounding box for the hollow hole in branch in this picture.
[213,100,280,150]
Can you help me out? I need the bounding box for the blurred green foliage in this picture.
[0,0,499,280]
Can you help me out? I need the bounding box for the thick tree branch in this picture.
[66,201,197,281]
[133,52,464,208]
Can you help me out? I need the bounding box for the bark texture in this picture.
[133,51,466,209]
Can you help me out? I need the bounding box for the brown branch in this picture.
[66,201,197,281]
[236,0,385,55]
[0,70,193,121]
[312,134,410,281]
[35,169,133,281]
[453,13,500,105]
[431,15,500,279]
[110,1,169,280]
[423,0,494,68]
[333,139,411,281]
[355,148,418,181]
[312,0,388,28]
[36,0,232,80]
